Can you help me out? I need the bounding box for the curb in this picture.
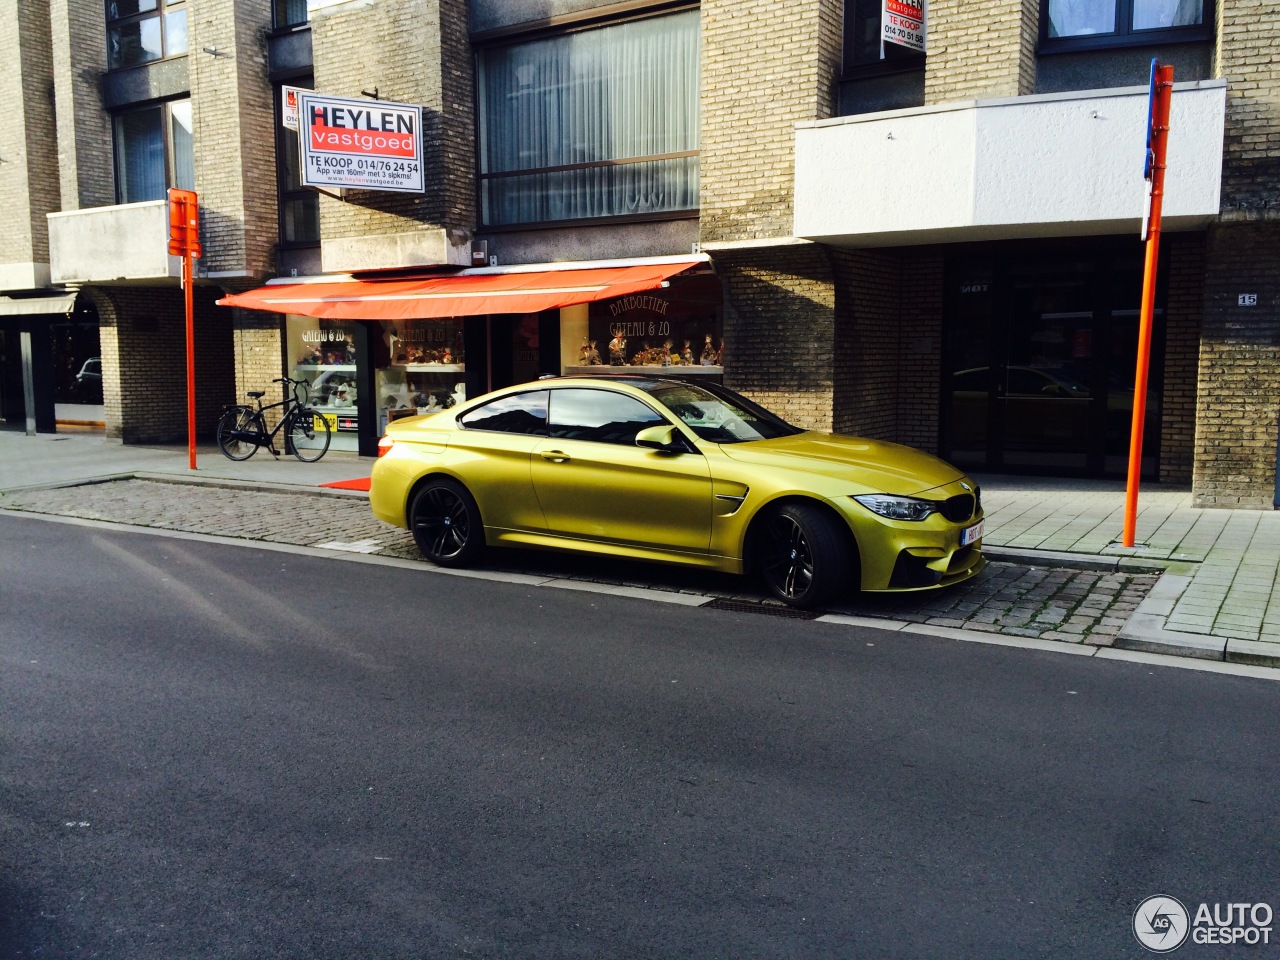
[983,545,1168,574]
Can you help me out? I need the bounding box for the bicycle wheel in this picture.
[216,406,260,461]
[287,407,331,462]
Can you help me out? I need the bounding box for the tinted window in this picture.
[459,390,548,435]
[548,388,667,445]
[639,381,802,444]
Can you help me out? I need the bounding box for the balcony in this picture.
[794,80,1227,248]
[48,201,182,285]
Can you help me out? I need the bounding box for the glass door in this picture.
[942,244,1162,479]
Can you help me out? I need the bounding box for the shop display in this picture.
[378,318,467,432]
[578,272,723,375]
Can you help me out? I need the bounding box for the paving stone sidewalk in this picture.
[0,477,1158,646]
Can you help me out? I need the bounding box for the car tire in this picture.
[409,478,485,568]
[757,502,853,609]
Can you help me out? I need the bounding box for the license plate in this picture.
[961,519,985,546]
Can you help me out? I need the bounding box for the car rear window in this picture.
[458,389,549,435]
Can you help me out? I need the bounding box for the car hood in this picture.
[715,432,967,495]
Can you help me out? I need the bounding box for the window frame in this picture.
[273,77,321,249]
[272,0,309,30]
[111,98,194,204]
[105,0,188,71]
[1038,0,1215,53]
[842,0,927,79]
[473,3,702,230]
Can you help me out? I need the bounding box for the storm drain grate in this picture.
[703,598,820,620]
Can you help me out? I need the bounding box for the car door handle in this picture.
[540,450,571,463]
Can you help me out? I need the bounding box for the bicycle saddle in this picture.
[246,390,266,399]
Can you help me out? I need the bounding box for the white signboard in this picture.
[282,85,303,131]
[883,0,926,52]
[298,92,424,194]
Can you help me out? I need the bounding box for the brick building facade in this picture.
[0,0,1275,507]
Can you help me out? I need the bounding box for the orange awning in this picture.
[218,259,703,321]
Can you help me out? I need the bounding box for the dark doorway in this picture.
[942,241,1164,478]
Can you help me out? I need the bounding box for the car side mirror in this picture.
[635,425,687,454]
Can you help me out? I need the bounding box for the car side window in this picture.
[548,388,668,445]
[458,389,549,435]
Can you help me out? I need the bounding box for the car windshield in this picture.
[638,380,804,444]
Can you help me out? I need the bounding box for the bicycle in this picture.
[216,376,332,462]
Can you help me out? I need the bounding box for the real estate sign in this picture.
[883,0,925,52]
[298,92,424,194]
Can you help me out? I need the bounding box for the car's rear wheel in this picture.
[409,478,484,568]
[757,502,853,609]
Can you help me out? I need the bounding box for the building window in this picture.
[107,0,187,70]
[477,8,700,228]
[1042,0,1212,49]
[844,0,926,73]
[276,82,320,245]
[273,0,307,29]
[113,100,194,203]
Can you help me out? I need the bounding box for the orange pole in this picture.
[185,249,197,470]
[1123,64,1174,547]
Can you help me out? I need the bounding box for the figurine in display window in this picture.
[661,339,674,367]
[579,339,603,365]
[609,333,627,365]
[681,340,694,366]
[700,334,717,365]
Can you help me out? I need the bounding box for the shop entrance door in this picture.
[942,245,1163,478]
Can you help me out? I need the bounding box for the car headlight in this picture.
[852,494,938,521]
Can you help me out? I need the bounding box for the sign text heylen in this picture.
[298,92,424,194]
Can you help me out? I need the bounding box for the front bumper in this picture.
[837,481,986,592]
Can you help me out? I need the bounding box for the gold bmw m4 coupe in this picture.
[370,376,986,608]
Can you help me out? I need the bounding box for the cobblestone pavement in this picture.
[0,478,1159,645]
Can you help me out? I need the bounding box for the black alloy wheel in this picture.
[409,478,484,568]
[758,502,852,609]
[216,406,260,461]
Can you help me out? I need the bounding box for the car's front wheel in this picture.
[409,478,484,568]
[757,502,853,609]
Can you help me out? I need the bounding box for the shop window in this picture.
[107,0,187,70]
[376,319,468,432]
[1041,0,1213,50]
[844,0,926,75]
[273,0,307,29]
[476,8,700,227]
[276,82,320,245]
[113,99,194,203]
[571,273,723,376]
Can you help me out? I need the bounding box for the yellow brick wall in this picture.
[924,0,1037,103]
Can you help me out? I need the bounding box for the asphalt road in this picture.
[2,516,1277,959]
